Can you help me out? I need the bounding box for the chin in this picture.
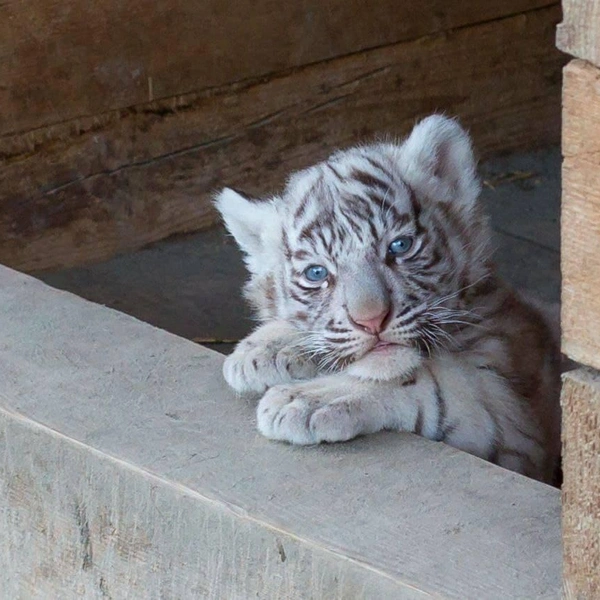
[345,344,423,382]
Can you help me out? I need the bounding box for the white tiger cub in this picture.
[215,115,561,484]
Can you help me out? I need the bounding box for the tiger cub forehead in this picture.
[282,144,416,228]
[279,145,439,265]
[215,114,484,280]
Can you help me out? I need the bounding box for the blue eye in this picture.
[304,265,329,282]
[388,236,414,256]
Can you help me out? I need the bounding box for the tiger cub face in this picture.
[216,116,492,380]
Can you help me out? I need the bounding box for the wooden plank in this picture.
[0,0,557,136]
[561,60,600,369]
[0,6,565,273]
[0,265,562,598]
[561,368,600,600]
[1,411,426,600]
[557,0,600,66]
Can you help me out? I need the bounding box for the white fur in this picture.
[346,345,423,381]
[213,189,282,276]
[256,355,540,469]
[215,115,560,483]
[223,320,317,394]
[398,115,480,207]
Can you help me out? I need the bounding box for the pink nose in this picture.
[350,308,390,335]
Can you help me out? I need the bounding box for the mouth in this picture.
[370,340,399,353]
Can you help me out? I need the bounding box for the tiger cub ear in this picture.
[399,115,480,207]
[214,187,281,261]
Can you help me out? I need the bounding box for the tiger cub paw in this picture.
[256,380,367,445]
[223,337,317,395]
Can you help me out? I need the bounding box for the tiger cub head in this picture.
[215,115,493,380]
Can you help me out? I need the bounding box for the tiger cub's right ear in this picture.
[213,188,281,260]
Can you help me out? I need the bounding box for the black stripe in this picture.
[282,231,292,259]
[482,405,504,465]
[430,370,447,442]
[396,305,414,319]
[293,193,311,220]
[367,218,378,241]
[417,248,443,270]
[414,405,424,436]
[293,249,311,260]
[397,176,421,222]
[299,218,321,242]
[441,421,458,439]
[338,207,366,243]
[292,280,320,293]
[289,289,311,305]
[364,155,395,181]
[327,163,344,180]
[350,168,390,191]
[407,275,438,294]
[326,325,353,334]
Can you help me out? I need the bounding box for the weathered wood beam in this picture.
[0,6,564,272]
[557,0,600,67]
[561,59,600,370]
[1,0,557,135]
[561,368,600,600]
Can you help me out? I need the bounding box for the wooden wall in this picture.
[557,2,600,597]
[1,1,564,271]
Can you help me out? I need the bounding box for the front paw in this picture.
[223,339,317,395]
[256,381,367,445]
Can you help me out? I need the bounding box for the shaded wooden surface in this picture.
[557,0,600,67]
[561,368,600,600]
[0,0,557,135]
[561,60,600,370]
[0,265,562,599]
[1,5,564,272]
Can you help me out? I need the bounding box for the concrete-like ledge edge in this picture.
[0,265,560,599]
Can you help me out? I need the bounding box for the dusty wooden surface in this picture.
[1,6,564,273]
[557,0,600,67]
[561,368,600,600]
[2,411,426,600]
[0,265,561,599]
[0,0,557,135]
[561,60,600,370]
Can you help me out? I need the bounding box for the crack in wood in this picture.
[0,5,565,272]
[0,2,560,158]
[74,500,93,571]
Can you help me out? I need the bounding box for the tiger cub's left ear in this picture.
[400,115,480,207]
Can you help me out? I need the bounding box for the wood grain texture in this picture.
[0,0,557,135]
[557,0,600,66]
[0,6,565,272]
[561,368,600,600]
[561,60,600,369]
[0,265,562,599]
[1,411,427,600]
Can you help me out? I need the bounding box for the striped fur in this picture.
[215,115,561,483]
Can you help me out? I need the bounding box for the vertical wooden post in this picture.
[561,369,600,598]
[558,4,600,596]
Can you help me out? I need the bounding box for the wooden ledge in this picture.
[0,266,560,599]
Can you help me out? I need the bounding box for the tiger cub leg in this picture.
[223,320,318,395]
[257,357,548,480]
